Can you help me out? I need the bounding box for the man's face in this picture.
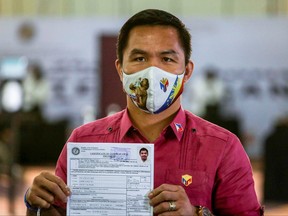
[115,25,194,112]
[120,25,186,75]
[140,150,148,162]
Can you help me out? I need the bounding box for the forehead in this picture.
[125,25,182,52]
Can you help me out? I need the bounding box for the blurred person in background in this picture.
[0,119,20,214]
[22,63,49,121]
[188,68,242,140]
[264,115,288,203]
[24,9,263,216]
[189,67,225,117]
[0,120,12,173]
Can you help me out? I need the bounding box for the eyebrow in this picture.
[129,48,147,56]
[129,49,179,56]
[160,49,179,56]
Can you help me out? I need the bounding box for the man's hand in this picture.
[26,171,70,208]
[148,183,197,216]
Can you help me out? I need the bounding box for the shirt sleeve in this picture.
[213,134,263,216]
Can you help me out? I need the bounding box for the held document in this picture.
[67,142,154,216]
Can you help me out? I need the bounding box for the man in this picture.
[25,9,263,216]
[139,147,149,162]
[22,63,49,117]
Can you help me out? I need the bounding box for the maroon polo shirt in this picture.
[55,107,263,215]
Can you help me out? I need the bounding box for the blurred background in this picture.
[0,0,288,215]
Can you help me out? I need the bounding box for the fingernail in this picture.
[66,187,71,195]
[148,192,153,198]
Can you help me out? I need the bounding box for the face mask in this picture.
[122,66,185,114]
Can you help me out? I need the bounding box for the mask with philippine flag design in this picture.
[122,66,185,114]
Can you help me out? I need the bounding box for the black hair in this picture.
[116,9,192,65]
[139,147,148,155]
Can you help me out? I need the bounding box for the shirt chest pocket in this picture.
[165,169,211,206]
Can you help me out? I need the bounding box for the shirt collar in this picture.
[120,108,134,141]
[120,107,186,142]
[169,106,186,141]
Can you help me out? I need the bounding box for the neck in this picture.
[127,97,181,142]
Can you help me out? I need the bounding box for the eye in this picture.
[163,57,174,62]
[135,57,146,62]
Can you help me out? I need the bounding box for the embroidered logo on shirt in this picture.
[175,123,183,132]
[182,174,192,186]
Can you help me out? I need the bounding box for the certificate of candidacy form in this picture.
[67,142,154,216]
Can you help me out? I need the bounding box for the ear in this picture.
[115,59,123,81]
[183,60,194,83]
